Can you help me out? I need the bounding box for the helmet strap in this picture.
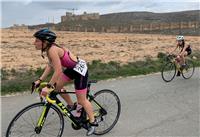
[41,41,46,59]
[41,41,52,59]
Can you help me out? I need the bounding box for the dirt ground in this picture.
[1,29,200,71]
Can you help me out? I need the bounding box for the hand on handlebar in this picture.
[40,86,56,103]
[40,86,54,97]
[40,87,49,97]
[31,82,56,103]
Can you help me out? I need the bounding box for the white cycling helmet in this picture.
[176,35,184,41]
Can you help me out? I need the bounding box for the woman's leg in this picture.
[74,71,94,122]
[180,51,188,65]
[56,73,74,106]
[74,71,96,135]
[176,55,181,65]
[76,90,95,123]
[76,91,97,136]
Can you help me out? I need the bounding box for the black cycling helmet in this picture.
[33,29,56,43]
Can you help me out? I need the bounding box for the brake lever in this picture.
[31,82,35,94]
[31,82,41,94]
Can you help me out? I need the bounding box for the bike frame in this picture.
[169,55,192,72]
[36,90,107,133]
[168,56,183,72]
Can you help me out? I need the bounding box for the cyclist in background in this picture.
[33,29,97,136]
[170,35,192,76]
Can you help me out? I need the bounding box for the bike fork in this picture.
[35,104,51,134]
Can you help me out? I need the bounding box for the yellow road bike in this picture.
[6,80,121,137]
[161,54,195,82]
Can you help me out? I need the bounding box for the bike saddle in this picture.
[88,80,98,84]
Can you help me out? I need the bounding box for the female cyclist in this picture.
[170,35,192,76]
[33,29,97,136]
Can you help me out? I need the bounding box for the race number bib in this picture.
[73,59,88,76]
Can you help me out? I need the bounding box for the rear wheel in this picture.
[182,59,195,79]
[91,89,121,135]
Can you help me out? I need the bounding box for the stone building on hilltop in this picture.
[61,12,100,22]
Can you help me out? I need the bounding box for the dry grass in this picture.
[1,29,200,71]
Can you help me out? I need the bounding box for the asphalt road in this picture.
[1,68,200,137]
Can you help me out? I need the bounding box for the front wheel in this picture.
[91,89,121,135]
[6,102,64,137]
[182,59,195,79]
[161,62,176,82]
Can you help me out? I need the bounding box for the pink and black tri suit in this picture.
[60,49,88,94]
[179,44,192,55]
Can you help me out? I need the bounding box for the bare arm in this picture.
[170,45,178,54]
[47,47,63,86]
[180,45,189,55]
[39,64,53,81]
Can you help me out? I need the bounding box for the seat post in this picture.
[87,83,91,94]
[87,80,97,95]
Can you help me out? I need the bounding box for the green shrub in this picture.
[2,51,200,95]
[157,52,167,59]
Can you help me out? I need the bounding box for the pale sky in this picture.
[1,0,200,28]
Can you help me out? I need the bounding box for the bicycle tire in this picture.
[6,102,64,137]
[92,89,121,135]
[161,62,176,82]
[182,59,195,79]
